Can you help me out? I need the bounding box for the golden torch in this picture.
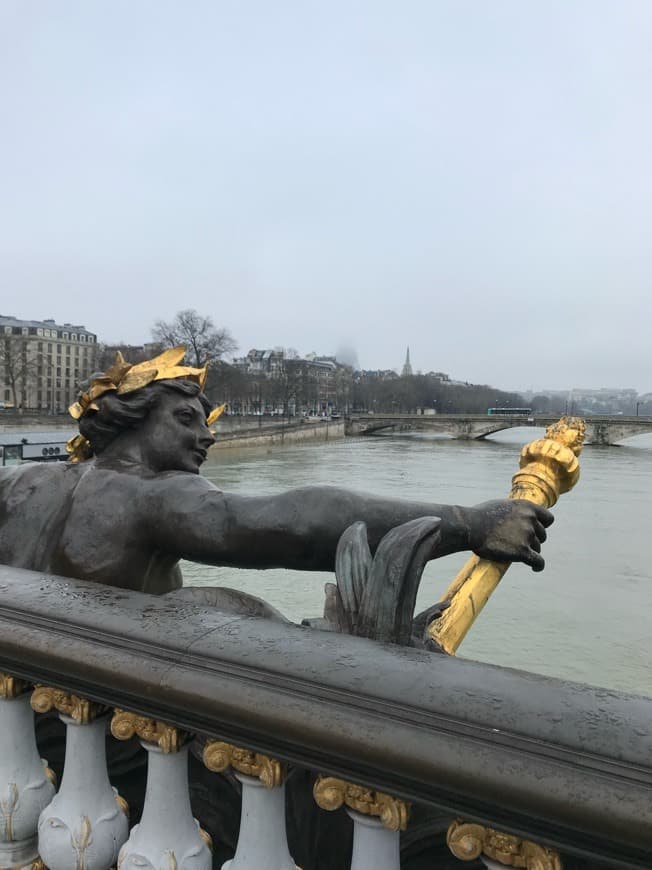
[427,417,586,656]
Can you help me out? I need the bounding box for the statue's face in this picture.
[138,390,215,473]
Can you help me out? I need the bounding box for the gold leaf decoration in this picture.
[110,710,186,753]
[199,827,213,853]
[42,760,57,787]
[446,820,563,869]
[0,673,29,699]
[428,416,587,655]
[71,815,93,870]
[66,433,93,463]
[313,776,409,832]
[0,782,19,841]
[115,792,129,819]
[30,686,105,723]
[67,344,213,459]
[202,740,286,788]
[206,403,226,426]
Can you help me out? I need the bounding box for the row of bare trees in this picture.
[350,373,525,416]
[93,308,532,416]
[4,309,644,417]
[98,309,526,416]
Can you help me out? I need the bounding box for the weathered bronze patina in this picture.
[0,347,552,597]
[0,346,559,869]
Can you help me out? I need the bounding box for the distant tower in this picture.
[401,346,413,377]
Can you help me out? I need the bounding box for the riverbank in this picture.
[0,415,346,451]
[210,419,345,450]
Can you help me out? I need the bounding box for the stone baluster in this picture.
[0,674,56,870]
[203,741,296,870]
[31,687,129,870]
[446,820,562,870]
[313,776,408,870]
[111,711,212,870]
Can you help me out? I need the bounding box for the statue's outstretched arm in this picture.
[152,479,552,573]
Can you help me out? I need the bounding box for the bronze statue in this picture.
[0,346,557,870]
[0,347,552,594]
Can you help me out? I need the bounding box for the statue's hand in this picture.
[468,499,554,571]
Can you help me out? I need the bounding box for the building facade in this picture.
[230,348,350,415]
[0,315,97,412]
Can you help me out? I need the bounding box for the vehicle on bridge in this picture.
[487,407,533,416]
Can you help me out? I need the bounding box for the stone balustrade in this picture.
[1,565,651,869]
[346,413,652,445]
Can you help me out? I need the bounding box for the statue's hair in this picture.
[78,379,212,456]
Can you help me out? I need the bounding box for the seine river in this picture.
[183,428,652,698]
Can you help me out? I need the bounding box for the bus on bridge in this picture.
[486,407,533,417]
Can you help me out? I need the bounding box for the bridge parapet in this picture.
[1,565,651,869]
[347,414,652,445]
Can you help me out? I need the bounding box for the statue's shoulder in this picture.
[0,461,85,510]
[120,471,223,531]
[149,470,222,495]
[71,464,222,506]
[0,459,76,486]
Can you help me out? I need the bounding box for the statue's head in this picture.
[67,347,224,468]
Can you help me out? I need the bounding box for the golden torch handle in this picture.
[427,417,586,655]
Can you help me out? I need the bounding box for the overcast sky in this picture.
[1,1,651,392]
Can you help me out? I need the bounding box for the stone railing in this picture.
[1,565,651,869]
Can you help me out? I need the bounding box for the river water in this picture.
[183,428,652,697]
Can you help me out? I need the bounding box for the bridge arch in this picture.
[346,414,652,446]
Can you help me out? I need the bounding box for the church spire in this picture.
[401,346,413,377]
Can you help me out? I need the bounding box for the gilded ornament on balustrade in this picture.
[114,792,129,819]
[313,775,409,832]
[199,827,213,853]
[202,740,286,788]
[1,782,18,841]
[30,686,106,723]
[110,709,186,752]
[446,820,562,869]
[43,763,57,787]
[0,672,29,698]
[70,814,93,869]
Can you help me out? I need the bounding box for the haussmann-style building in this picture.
[0,315,98,412]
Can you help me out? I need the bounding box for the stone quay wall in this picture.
[0,414,345,450]
[210,419,345,450]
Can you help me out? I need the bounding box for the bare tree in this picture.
[0,336,40,408]
[96,343,154,372]
[151,309,238,367]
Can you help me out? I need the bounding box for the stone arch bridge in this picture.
[345,414,652,446]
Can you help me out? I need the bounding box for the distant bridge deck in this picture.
[346,413,652,446]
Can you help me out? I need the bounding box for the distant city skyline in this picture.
[3,306,648,396]
[2,2,651,393]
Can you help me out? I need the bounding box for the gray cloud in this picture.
[1,0,651,391]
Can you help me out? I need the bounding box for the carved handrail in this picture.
[0,565,651,867]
